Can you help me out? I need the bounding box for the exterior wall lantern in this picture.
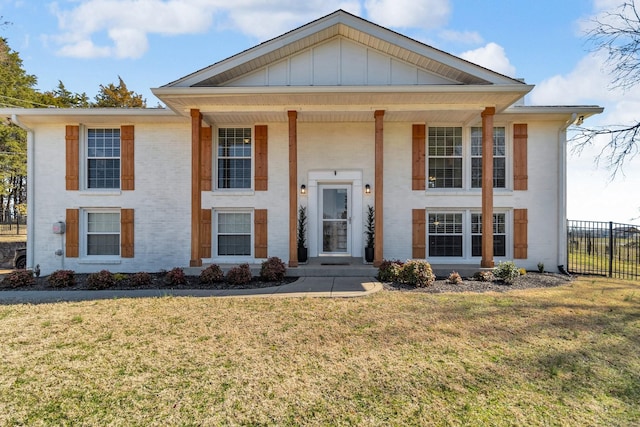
[365,184,371,194]
[300,184,306,195]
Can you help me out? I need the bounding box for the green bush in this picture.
[165,267,187,286]
[377,259,403,282]
[260,257,286,281]
[226,263,252,286]
[494,261,520,284]
[200,264,224,284]
[1,270,35,289]
[130,272,152,287]
[87,270,115,290]
[399,260,435,287]
[47,270,76,288]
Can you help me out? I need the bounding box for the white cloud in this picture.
[438,29,483,45]
[364,0,450,29]
[48,0,362,59]
[459,42,516,77]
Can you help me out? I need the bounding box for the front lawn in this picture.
[0,276,638,426]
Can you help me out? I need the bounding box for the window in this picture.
[428,127,463,188]
[428,213,463,256]
[217,212,251,256]
[471,127,506,188]
[86,211,120,256]
[87,128,120,189]
[471,213,506,257]
[217,128,252,189]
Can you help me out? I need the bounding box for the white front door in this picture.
[319,185,351,255]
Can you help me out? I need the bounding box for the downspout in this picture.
[11,114,35,271]
[557,113,577,273]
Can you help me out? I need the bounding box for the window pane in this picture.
[429,236,463,257]
[87,128,120,189]
[218,235,251,256]
[218,213,251,234]
[470,127,506,189]
[88,234,120,255]
[88,213,119,233]
[218,128,252,189]
[471,213,506,257]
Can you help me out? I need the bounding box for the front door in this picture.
[319,185,351,255]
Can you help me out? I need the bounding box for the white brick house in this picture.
[2,10,602,275]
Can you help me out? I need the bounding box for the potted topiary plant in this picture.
[297,205,308,263]
[364,205,375,263]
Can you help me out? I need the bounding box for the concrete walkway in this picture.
[0,276,382,304]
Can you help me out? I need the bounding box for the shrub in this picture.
[87,270,115,290]
[114,273,127,282]
[447,271,462,285]
[377,259,403,282]
[1,270,35,289]
[226,263,252,286]
[494,261,520,284]
[200,264,224,284]
[130,272,153,287]
[47,270,76,288]
[260,257,286,281]
[537,262,544,273]
[473,271,494,282]
[519,268,527,276]
[165,267,187,286]
[399,260,435,287]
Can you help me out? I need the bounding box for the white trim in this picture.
[213,126,255,192]
[211,208,254,262]
[307,170,363,258]
[80,208,121,260]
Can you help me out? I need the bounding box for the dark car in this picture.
[13,248,26,269]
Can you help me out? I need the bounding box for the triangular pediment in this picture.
[164,10,523,88]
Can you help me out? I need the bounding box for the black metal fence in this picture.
[0,213,26,235]
[567,220,640,279]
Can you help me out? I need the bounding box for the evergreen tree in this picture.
[93,76,146,108]
[40,81,90,108]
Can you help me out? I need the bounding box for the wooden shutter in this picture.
[201,126,212,191]
[514,208,528,259]
[412,209,426,259]
[513,124,528,191]
[254,125,268,191]
[66,209,79,258]
[254,209,268,258]
[412,124,426,190]
[121,209,135,258]
[201,209,212,258]
[65,125,79,190]
[121,125,135,190]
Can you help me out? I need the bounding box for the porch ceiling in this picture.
[153,85,532,125]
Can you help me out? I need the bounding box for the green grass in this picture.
[0,276,639,426]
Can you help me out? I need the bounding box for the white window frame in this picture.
[470,212,507,258]
[425,124,512,192]
[212,209,254,260]
[82,127,121,191]
[470,126,507,189]
[214,127,254,192]
[426,209,511,262]
[427,126,464,189]
[81,208,121,259]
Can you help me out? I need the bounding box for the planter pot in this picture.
[364,247,374,263]
[297,247,308,263]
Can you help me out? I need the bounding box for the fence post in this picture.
[609,221,614,278]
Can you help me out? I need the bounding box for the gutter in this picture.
[10,114,35,271]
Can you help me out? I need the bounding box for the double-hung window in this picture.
[428,213,463,256]
[217,128,252,190]
[428,127,463,188]
[471,213,506,257]
[216,211,251,256]
[86,211,120,256]
[470,127,506,188]
[87,128,120,189]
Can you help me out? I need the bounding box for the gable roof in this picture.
[162,9,524,88]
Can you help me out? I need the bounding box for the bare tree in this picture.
[573,1,640,176]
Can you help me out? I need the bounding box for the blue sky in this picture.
[1,0,639,223]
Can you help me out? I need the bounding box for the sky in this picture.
[0,0,639,224]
